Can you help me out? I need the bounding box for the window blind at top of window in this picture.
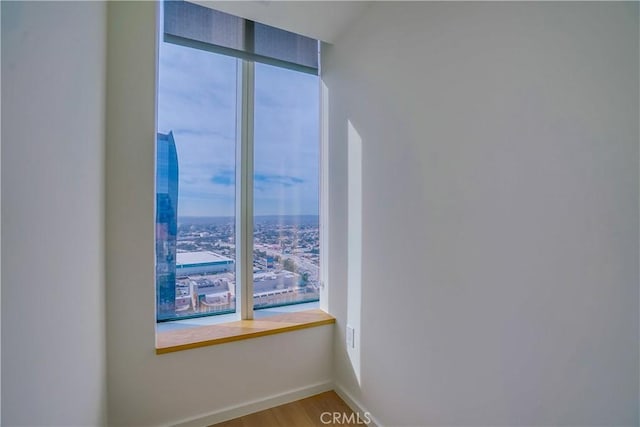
[164,1,319,74]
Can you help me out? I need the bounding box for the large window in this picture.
[156,1,320,322]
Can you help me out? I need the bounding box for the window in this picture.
[156,1,320,322]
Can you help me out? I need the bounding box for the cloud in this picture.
[210,171,304,188]
[211,170,235,186]
[254,173,305,188]
[158,39,318,216]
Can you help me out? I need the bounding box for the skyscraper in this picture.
[156,131,179,321]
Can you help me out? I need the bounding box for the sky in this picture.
[157,40,319,218]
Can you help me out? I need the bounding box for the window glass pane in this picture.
[156,40,238,321]
[252,62,320,311]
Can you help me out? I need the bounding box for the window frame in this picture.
[236,58,256,320]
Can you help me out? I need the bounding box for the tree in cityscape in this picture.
[283,258,296,272]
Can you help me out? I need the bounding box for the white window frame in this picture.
[236,58,256,320]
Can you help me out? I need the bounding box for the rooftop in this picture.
[176,251,233,266]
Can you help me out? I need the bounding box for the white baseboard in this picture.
[169,380,334,427]
[333,383,383,427]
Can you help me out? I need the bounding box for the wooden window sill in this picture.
[156,309,335,354]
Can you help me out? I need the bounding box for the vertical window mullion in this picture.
[236,58,255,320]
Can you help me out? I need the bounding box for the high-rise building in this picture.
[156,131,179,321]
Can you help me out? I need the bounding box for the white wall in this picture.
[1,1,107,425]
[105,3,333,426]
[323,2,639,426]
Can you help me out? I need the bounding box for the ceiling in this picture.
[192,1,370,43]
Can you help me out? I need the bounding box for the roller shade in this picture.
[164,1,319,74]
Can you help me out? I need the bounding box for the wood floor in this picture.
[211,391,369,427]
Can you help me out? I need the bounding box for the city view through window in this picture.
[156,33,320,321]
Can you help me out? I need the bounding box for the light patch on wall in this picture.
[347,120,362,385]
